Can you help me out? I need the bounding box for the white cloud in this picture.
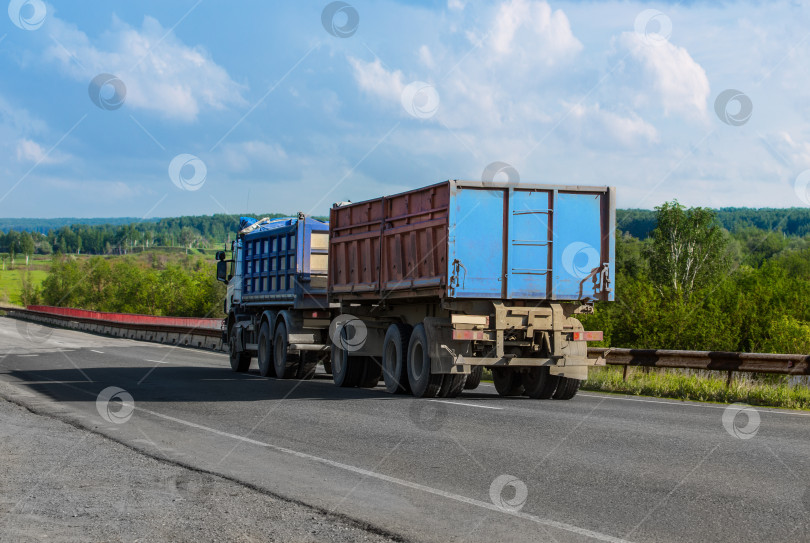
[564,103,659,147]
[44,15,246,122]
[348,57,405,103]
[620,32,711,120]
[490,0,582,63]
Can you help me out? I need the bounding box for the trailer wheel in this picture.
[492,368,524,396]
[521,367,558,399]
[273,322,298,379]
[257,322,276,377]
[553,377,581,400]
[439,374,466,398]
[228,326,251,372]
[464,366,483,390]
[358,357,383,388]
[382,323,412,394]
[407,324,443,398]
[297,351,320,380]
[331,342,363,387]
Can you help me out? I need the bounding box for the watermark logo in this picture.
[321,1,359,38]
[409,400,447,431]
[489,474,528,512]
[714,89,753,126]
[401,81,440,119]
[562,241,600,279]
[634,9,672,45]
[329,314,367,352]
[14,317,53,343]
[8,0,46,30]
[168,154,207,191]
[96,386,135,424]
[481,161,520,186]
[88,74,127,111]
[721,403,760,440]
[793,170,810,206]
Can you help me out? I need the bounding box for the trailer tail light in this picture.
[310,311,322,318]
[572,331,603,342]
[453,330,486,341]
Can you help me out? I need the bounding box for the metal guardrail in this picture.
[590,347,810,382]
[5,307,223,351]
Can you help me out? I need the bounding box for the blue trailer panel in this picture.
[240,215,329,306]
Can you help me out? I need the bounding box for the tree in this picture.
[20,232,34,265]
[646,201,729,300]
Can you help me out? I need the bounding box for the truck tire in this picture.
[358,356,382,388]
[407,324,443,398]
[553,377,581,400]
[439,374,466,398]
[332,343,363,387]
[273,322,298,379]
[492,368,524,396]
[297,351,320,380]
[257,322,276,377]
[382,323,412,394]
[464,366,483,390]
[323,359,332,375]
[448,374,468,397]
[522,367,558,399]
[228,326,251,372]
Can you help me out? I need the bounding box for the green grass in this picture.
[583,366,810,410]
[0,268,48,305]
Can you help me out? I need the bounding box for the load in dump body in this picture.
[218,180,614,400]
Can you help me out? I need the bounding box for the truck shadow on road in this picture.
[4,364,513,406]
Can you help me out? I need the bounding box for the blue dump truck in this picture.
[218,180,615,400]
[216,213,333,379]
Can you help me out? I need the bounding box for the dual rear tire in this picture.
[492,366,581,400]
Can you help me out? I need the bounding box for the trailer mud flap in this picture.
[423,317,472,374]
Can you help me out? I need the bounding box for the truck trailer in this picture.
[327,180,615,399]
[216,214,333,379]
[218,179,614,401]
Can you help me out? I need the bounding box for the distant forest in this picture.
[1,207,810,257]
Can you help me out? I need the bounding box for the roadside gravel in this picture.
[0,398,402,543]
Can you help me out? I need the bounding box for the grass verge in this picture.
[582,366,810,410]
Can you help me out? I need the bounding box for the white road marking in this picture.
[17,354,38,357]
[577,393,810,417]
[429,399,504,410]
[145,359,170,364]
[90,350,104,354]
[137,406,632,543]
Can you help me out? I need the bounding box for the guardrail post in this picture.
[726,370,733,387]
[622,365,628,381]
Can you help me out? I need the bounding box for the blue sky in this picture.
[0,0,809,218]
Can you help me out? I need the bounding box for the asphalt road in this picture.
[2,316,809,543]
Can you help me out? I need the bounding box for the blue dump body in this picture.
[446,182,615,302]
[240,216,329,306]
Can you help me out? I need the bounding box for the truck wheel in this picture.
[382,323,412,394]
[553,377,581,400]
[358,357,382,388]
[332,343,363,387]
[522,367,558,399]
[273,322,298,379]
[407,324,443,398]
[492,368,524,396]
[439,374,466,398]
[464,366,483,390]
[257,322,276,377]
[297,351,319,380]
[228,326,251,372]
